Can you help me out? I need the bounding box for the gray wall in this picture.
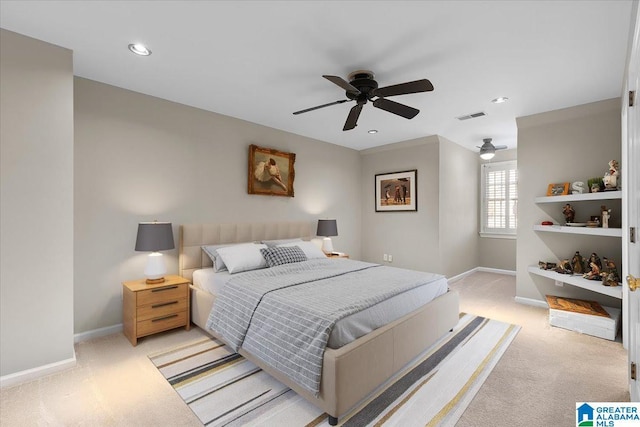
[479,149,518,271]
[360,136,479,278]
[74,78,363,333]
[0,30,75,376]
[516,98,622,308]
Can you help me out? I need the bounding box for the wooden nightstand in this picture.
[122,275,190,346]
[326,252,349,259]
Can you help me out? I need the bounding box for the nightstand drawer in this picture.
[137,298,187,321]
[137,284,187,306]
[137,311,188,336]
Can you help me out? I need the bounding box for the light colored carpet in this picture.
[449,272,629,427]
[149,314,519,426]
[0,272,629,426]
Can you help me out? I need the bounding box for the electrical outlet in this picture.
[388,254,393,262]
[383,254,388,262]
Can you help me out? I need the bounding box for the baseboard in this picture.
[448,266,516,283]
[74,323,123,343]
[477,267,516,276]
[1,324,123,388]
[514,296,549,309]
[447,267,479,283]
[0,353,76,388]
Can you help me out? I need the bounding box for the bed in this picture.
[179,221,459,425]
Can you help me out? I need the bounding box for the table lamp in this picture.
[135,221,175,284]
[317,219,338,253]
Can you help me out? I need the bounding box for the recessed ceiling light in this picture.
[128,43,152,56]
[491,97,509,104]
[368,129,378,134]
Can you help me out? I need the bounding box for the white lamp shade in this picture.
[144,252,167,281]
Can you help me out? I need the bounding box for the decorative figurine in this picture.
[555,259,573,275]
[562,204,575,224]
[588,252,602,270]
[603,160,620,191]
[583,253,603,280]
[601,205,611,228]
[571,251,585,274]
[539,261,557,270]
[602,258,620,287]
[571,181,585,194]
[589,177,602,193]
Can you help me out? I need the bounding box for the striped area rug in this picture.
[149,314,519,426]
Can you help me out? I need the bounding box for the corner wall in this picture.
[360,136,479,278]
[360,137,441,271]
[0,30,75,376]
[439,136,480,276]
[516,98,622,308]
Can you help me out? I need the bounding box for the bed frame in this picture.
[179,222,459,425]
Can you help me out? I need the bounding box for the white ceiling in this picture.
[0,1,633,152]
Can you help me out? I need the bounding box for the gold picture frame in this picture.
[248,144,295,197]
[547,182,570,196]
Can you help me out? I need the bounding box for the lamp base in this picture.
[144,252,167,285]
[321,237,334,254]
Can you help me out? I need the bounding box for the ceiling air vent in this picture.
[457,111,487,121]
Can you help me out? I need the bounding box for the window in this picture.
[481,160,517,238]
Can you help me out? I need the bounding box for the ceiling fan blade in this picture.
[374,79,434,98]
[373,98,419,119]
[495,145,508,150]
[343,104,363,131]
[293,99,349,115]
[323,75,360,94]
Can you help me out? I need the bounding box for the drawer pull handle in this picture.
[152,301,179,309]
[152,286,179,293]
[152,314,179,322]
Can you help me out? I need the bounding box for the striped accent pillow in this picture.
[260,246,307,267]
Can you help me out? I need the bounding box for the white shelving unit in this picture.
[533,224,622,237]
[531,190,623,296]
[527,265,622,299]
[534,190,622,204]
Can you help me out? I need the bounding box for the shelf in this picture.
[534,190,622,204]
[527,265,622,299]
[533,224,622,237]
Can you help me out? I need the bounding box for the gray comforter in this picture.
[206,258,445,395]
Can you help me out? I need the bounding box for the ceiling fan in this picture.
[293,70,434,131]
[478,138,507,160]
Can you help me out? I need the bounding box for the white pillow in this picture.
[278,241,327,259]
[216,243,268,274]
[202,244,237,272]
[261,238,303,247]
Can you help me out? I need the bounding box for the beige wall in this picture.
[479,149,518,271]
[516,98,622,308]
[74,78,362,333]
[360,137,441,272]
[360,136,479,278]
[0,30,75,376]
[439,137,480,276]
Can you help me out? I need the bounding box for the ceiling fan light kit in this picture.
[293,70,434,131]
[478,138,507,159]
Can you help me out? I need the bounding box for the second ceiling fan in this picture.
[293,70,434,131]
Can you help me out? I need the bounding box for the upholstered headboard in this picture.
[179,221,314,280]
